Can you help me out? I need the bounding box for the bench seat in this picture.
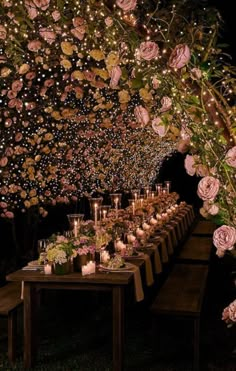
[151,264,208,371]
[0,282,23,364]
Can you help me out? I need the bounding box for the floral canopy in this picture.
[0,0,235,232]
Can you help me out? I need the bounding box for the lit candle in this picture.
[94,203,98,226]
[151,192,155,198]
[44,264,52,275]
[132,200,135,215]
[102,209,107,219]
[140,198,143,207]
[134,192,137,201]
[114,197,118,218]
[74,220,78,238]
[146,189,149,198]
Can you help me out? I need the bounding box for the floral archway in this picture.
[0,0,235,268]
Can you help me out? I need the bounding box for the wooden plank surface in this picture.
[177,236,212,262]
[151,264,208,316]
[192,221,216,236]
[0,282,23,315]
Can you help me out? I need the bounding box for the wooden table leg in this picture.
[113,286,124,371]
[24,283,37,369]
[8,309,17,364]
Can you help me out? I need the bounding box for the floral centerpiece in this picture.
[43,234,76,274]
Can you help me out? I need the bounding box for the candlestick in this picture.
[74,220,78,238]
[102,209,107,219]
[132,201,135,215]
[94,203,98,227]
[114,197,118,218]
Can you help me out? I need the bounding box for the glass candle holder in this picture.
[143,186,151,199]
[110,193,122,219]
[156,183,163,195]
[67,214,84,237]
[131,189,140,201]
[128,199,136,215]
[88,197,103,226]
[99,205,111,220]
[165,180,171,194]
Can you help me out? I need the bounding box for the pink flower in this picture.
[184,155,196,176]
[152,117,168,137]
[137,41,159,61]
[0,25,7,40]
[169,44,191,69]
[7,90,17,99]
[52,10,61,21]
[105,17,113,27]
[222,300,236,326]
[15,133,23,142]
[213,225,236,251]
[24,0,38,19]
[44,79,54,87]
[33,0,50,10]
[116,0,137,12]
[134,105,149,126]
[4,211,14,219]
[0,202,7,208]
[110,66,122,88]
[39,27,56,44]
[196,164,209,177]
[203,201,219,216]
[225,146,236,168]
[0,157,8,167]
[190,67,202,80]
[160,96,172,112]
[197,176,220,201]
[12,80,23,92]
[152,76,160,89]
[28,40,42,52]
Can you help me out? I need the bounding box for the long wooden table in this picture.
[6,268,137,370]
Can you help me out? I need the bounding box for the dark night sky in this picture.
[208,0,236,62]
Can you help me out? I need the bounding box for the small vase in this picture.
[73,254,88,272]
[53,261,71,275]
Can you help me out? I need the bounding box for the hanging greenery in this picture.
[0,0,235,251]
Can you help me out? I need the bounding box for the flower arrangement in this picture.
[222,299,236,328]
[44,235,75,265]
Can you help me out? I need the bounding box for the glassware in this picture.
[131,189,140,201]
[99,205,111,220]
[67,214,84,237]
[165,180,171,194]
[110,193,122,218]
[88,197,103,226]
[156,183,163,195]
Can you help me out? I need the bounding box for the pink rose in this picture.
[203,201,219,216]
[33,0,50,10]
[152,76,160,89]
[24,0,38,19]
[71,27,86,40]
[110,66,122,88]
[39,27,56,44]
[12,80,23,92]
[228,300,236,322]
[15,133,23,142]
[105,17,113,27]
[169,44,191,69]
[26,72,36,80]
[152,117,168,137]
[213,225,236,251]
[134,105,149,126]
[225,146,236,168]
[28,40,42,52]
[0,25,7,40]
[116,0,137,12]
[190,67,202,80]
[184,155,196,176]
[52,10,61,21]
[44,79,54,87]
[160,96,172,112]
[7,90,17,99]
[0,202,7,208]
[4,211,14,219]
[0,157,8,167]
[197,176,220,201]
[137,41,159,61]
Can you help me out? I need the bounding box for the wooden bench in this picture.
[176,236,212,263]
[151,264,208,371]
[192,220,216,236]
[0,282,23,364]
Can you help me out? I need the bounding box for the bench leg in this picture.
[8,309,17,364]
[193,317,200,371]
